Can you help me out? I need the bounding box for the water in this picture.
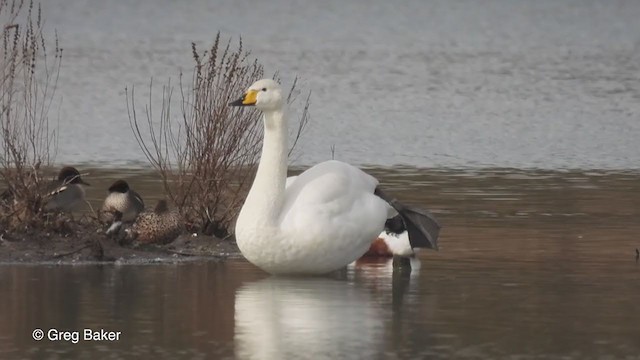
[4,0,640,357]
[1,168,640,359]
[34,0,640,169]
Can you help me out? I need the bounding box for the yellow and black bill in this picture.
[229,89,258,106]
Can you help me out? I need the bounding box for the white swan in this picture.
[230,79,440,275]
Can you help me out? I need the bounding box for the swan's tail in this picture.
[375,188,441,250]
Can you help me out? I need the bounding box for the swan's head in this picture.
[229,79,283,111]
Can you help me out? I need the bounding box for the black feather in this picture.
[375,188,441,250]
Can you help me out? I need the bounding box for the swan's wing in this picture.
[285,176,298,189]
[279,160,389,249]
[281,160,379,214]
[267,160,392,272]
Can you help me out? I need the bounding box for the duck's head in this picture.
[108,179,130,193]
[229,79,283,111]
[58,166,90,186]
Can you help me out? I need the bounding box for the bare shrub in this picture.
[127,33,310,238]
[0,0,62,230]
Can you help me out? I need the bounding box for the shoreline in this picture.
[0,231,243,265]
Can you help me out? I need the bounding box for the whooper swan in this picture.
[229,79,440,275]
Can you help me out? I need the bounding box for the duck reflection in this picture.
[234,277,385,360]
[350,257,421,303]
[357,257,436,354]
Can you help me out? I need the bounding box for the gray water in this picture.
[3,257,636,360]
[1,168,640,359]
[3,1,640,358]
[39,0,640,169]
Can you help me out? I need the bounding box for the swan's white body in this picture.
[234,79,392,275]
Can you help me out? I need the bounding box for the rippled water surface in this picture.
[1,168,639,359]
[33,0,640,169]
[3,0,640,358]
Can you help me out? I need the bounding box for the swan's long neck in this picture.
[243,108,288,226]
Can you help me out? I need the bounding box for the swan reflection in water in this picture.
[234,258,422,360]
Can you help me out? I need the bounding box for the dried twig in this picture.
[127,33,311,237]
[0,0,62,230]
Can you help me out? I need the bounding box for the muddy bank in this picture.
[0,222,242,264]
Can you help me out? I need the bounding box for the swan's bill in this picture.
[229,89,258,106]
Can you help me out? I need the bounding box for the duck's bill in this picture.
[80,179,91,186]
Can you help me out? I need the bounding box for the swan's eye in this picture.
[261,88,267,92]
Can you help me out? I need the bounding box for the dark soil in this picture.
[0,216,241,264]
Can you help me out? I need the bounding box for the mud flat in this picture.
[0,224,241,265]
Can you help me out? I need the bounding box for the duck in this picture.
[43,166,91,212]
[100,180,145,223]
[229,79,440,275]
[124,200,182,244]
[363,215,415,257]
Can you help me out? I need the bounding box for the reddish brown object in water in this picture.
[362,237,393,257]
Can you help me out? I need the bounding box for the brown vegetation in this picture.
[0,0,62,231]
[0,4,299,261]
[0,3,310,250]
[127,33,310,238]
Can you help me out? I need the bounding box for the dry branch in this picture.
[127,33,310,237]
[0,0,62,231]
